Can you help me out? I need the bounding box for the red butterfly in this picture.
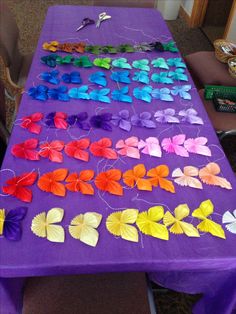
[54,112,68,129]
[21,113,43,134]
[90,138,117,160]
[2,172,38,202]
[39,140,64,163]
[64,138,90,162]
[11,139,39,161]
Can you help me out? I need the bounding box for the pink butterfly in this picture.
[138,137,162,157]
[54,112,68,129]
[116,136,140,159]
[161,134,189,157]
[39,140,64,163]
[11,138,39,161]
[184,137,211,156]
[172,166,203,189]
[20,113,43,134]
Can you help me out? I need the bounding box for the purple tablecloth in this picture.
[1,6,236,314]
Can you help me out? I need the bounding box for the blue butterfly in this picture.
[111,86,132,103]
[132,71,149,84]
[28,85,48,101]
[110,71,131,84]
[41,54,58,67]
[151,88,173,101]
[89,71,107,87]
[167,58,186,68]
[48,86,70,101]
[171,85,192,100]
[68,86,90,100]
[168,69,188,81]
[61,71,82,84]
[40,70,60,85]
[89,88,111,103]
[133,86,152,103]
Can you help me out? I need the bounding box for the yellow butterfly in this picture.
[106,209,139,242]
[31,207,65,243]
[69,212,102,247]
[192,199,225,239]
[136,206,169,240]
[163,204,200,237]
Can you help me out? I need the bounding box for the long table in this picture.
[1,6,236,314]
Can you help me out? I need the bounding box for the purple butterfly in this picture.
[90,113,113,131]
[154,109,180,124]
[178,109,203,125]
[131,112,156,128]
[111,110,132,132]
[67,112,91,130]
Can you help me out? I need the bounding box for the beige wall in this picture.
[226,2,236,42]
[181,0,194,15]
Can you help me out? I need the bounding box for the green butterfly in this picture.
[112,58,131,69]
[117,44,135,53]
[151,58,169,70]
[163,41,179,53]
[56,55,73,65]
[85,45,101,55]
[93,58,111,70]
[132,59,150,71]
[73,56,93,68]
[101,46,117,54]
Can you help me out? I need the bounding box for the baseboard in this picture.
[179,5,191,27]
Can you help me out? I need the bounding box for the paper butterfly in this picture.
[93,58,111,70]
[161,134,189,157]
[95,169,123,196]
[40,70,60,85]
[41,54,58,67]
[73,56,93,68]
[20,112,43,134]
[151,58,169,69]
[37,168,68,197]
[199,163,232,189]
[67,112,91,130]
[90,138,117,160]
[178,108,203,125]
[68,86,90,100]
[151,72,173,84]
[111,109,132,131]
[167,58,186,68]
[138,137,162,158]
[123,164,152,191]
[69,212,102,247]
[48,86,69,101]
[42,41,58,52]
[151,88,174,101]
[65,171,94,195]
[222,210,236,234]
[118,44,135,53]
[131,112,156,129]
[111,86,132,103]
[184,137,211,156]
[106,209,139,242]
[192,199,225,239]
[132,71,149,84]
[147,165,175,193]
[64,139,90,162]
[61,71,82,84]
[133,86,152,103]
[116,136,140,159]
[89,71,107,87]
[172,166,203,189]
[132,59,150,71]
[90,113,112,131]
[31,207,65,242]
[0,207,27,241]
[111,58,131,69]
[11,138,39,161]
[171,85,191,100]
[56,55,73,65]
[136,206,169,240]
[154,109,179,123]
[168,69,188,81]
[163,204,200,237]
[39,140,64,163]
[89,88,111,103]
[28,85,48,101]
[2,171,38,202]
[45,112,68,129]
[110,71,131,84]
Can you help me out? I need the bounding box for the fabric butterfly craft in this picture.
[64,139,90,162]
[45,112,68,129]
[0,207,27,241]
[95,169,123,196]
[110,71,131,84]
[112,58,132,69]
[133,86,152,103]
[39,140,64,163]
[172,166,203,189]
[37,168,68,197]
[61,71,82,84]
[161,134,189,157]
[40,70,60,85]
[68,86,90,100]
[132,71,149,84]
[89,88,111,103]
[89,71,107,87]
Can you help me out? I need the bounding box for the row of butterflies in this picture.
[11,135,212,164]
[28,84,192,102]
[41,55,185,70]
[2,163,232,203]
[18,109,203,136]
[3,199,236,243]
[39,69,188,86]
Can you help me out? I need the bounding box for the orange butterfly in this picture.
[199,162,232,190]
[65,170,94,195]
[95,169,123,196]
[147,165,175,193]
[37,168,68,197]
[123,164,152,191]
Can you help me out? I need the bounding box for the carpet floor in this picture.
[2,1,236,313]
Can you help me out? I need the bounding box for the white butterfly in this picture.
[222,210,236,234]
